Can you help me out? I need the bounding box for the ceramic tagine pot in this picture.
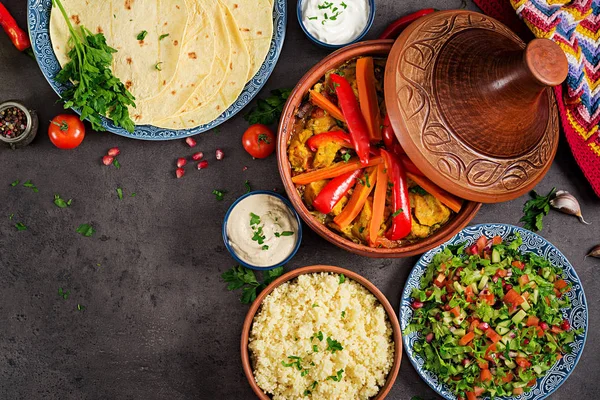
[385,10,568,203]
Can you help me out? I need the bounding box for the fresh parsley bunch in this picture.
[222,265,284,304]
[244,88,292,125]
[520,187,556,232]
[53,0,136,132]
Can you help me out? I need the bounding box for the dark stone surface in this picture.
[0,0,598,399]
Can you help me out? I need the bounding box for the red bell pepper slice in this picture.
[0,3,31,52]
[381,149,411,240]
[312,170,361,214]
[306,130,352,152]
[330,74,371,166]
[378,9,437,40]
[382,114,404,157]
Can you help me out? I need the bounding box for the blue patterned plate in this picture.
[400,224,587,400]
[27,0,287,140]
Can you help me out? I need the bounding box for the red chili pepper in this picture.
[382,114,405,157]
[381,149,412,240]
[0,3,31,52]
[378,9,436,40]
[330,74,371,166]
[312,170,361,214]
[306,130,352,152]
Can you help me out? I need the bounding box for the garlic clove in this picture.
[549,190,590,225]
[585,244,600,259]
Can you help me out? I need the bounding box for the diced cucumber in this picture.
[492,248,501,263]
[504,358,516,369]
[470,282,479,295]
[453,281,464,293]
[501,334,512,345]
[512,309,527,324]
[497,319,511,328]
[496,325,510,335]
[478,275,489,290]
[509,339,519,350]
[513,381,528,388]
[533,365,542,375]
[532,289,539,304]
[520,299,530,311]
[453,329,466,336]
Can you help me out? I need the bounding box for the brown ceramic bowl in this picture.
[241,265,402,399]
[277,40,482,258]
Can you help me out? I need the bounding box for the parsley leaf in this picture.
[158,33,170,41]
[339,273,345,284]
[341,153,351,162]
[58,287,70,300]
[275,231,294,237]
[250,212,261,226]
[326,369,344,382]
[23,180,38,192]
[221,265,284,304]
[136,30,148,40]
[154,62,163,71]
[244,180,252,193]
[116,188,123,200]
[54,194,72,208]
[212,189,226,201]
[520,187,556,232]
[10,180,19,187]
[113,158,121,169]
[53,0,136,132]
[15,222,27,231]
[326,337,343,353]
[244,88,292,125]
[76,223,96,237]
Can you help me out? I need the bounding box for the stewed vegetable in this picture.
[406,234,580,399]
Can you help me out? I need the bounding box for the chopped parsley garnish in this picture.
[23,180,38,192]
[58,287,70,300]
[409,186,428,196]
[137,30,148,40]
[326,369,344,382]
[10,180,19,187]
[274,231,294,237]
[313,344,318,352]
[301,369,310,377]
[303,381,318,396]
[308,16,318,20]
[244,180,252,193]
[8,213,14,220]
[15,222,27,231]
[250,212,261,226]
[359,226,365,233]
[339,273,345,284]
[341,1,347,8]
[391,208,404,218]
[113,158,121,169]
[212,189,226,201]
[54,194,72,208]
[365,174,371,188]
[312,303,319,308]
[310,331,324,342]
[326,337,343,353]
[77,304,85,311]
[222,265,284,304]
[252,226,266,245]
[341,153,351,162]
[341,310,346,318]
[116,188,123,200]
[282,355,303,370]
[261,245,269,251]
[158,33,170,41]
[76,223,95,237]
[154,62,163,71]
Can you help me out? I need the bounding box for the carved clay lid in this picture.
[384,10,567,203]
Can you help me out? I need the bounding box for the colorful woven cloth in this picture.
[474,0,600,197]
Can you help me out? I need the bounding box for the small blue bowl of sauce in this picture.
[222,191,303,271]
[297,0,376,49]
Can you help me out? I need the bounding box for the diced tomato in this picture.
[477,360,489,369]
[459,331,475,346]
[551,325,564,334]
[504,289,525,306]
[450,306,461,317]
[480,292,495,306]
[528,379,537,387]
[518,275,530,287]
[433,273,446,288]
[553,288,562,298]
[501,372,514,383]
[516,357,532,368]
[439,263,447,272]
[473,387,486,396]
[522,291,530,300]
[526,316,539,327]
[511,260,525,270]
[465,391,477,400]
[554,279,568,290]
[492,236,502,245]
[556,353,563,360]
[467,244,479,255]
[545,296,551,306]
[476,236,488,254]
[485,328,502,344]
[496,269,508,278]
[536,326,544,338]
[513,387,524,395]
[480,368,492,382]
[469,319,480,332]
[465,285,476,303]
[446,282,455,294]
[484,343,496,362]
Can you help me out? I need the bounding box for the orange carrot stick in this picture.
[334,167,378,229]
[309,90,345,122]
[369,163,388,246]
[292,157,383,185]
[406,172,463,213]
[356,57,382,141]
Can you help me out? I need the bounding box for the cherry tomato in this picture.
[48,114,85,149]
[242,124,275,159]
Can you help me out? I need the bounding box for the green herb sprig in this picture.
[244,88,291,125]
[54,194,73,208]
[76,223,96,237]
[520,187,557,232]
[221,265,284,304]
[53,0,136,132]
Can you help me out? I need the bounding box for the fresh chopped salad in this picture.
[406,234,581,400]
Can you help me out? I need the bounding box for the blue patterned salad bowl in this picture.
[400,224,588,400]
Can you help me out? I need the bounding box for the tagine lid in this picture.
[384,10,567,203]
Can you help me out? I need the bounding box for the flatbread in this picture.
[221,0,273,81]
[152,0,250,129]
[49,0,189,102]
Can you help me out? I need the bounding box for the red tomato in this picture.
[242,124,275,159]
[48,115,85,149]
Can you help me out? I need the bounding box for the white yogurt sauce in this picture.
[301,0,370,45]
[227,194,298,267]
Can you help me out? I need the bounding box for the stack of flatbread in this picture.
[50,0,274,129]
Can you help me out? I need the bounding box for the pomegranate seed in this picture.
[107,147,120,157]
[411,301,424,309]
[540,322,549,330]
[197,160,208,170]
[192,152,204,161]
[492,275,499,283]
[462,358,470,366]
[242,166,248,172]
[441,294,447,302]
[426,332,434,343]
[434,314,441,321]
[102,155,114,166]
[561,319,571,331]
[478,322,490,330]
[185,137,197,147]
[176,168,185,179]
[216,148,224,160]
[177,158,187,168]
[523,338,530,345]
[504,284,513,292]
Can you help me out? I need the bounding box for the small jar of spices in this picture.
[0,101,39,148]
